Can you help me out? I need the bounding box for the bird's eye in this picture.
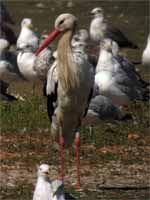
[74,36,80,41]
[59,19,64,25]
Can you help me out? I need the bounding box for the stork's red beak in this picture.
[35,29,61,56]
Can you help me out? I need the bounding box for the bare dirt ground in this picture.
[0,130,150,199]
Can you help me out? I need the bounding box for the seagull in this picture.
[0,38,23,82]
[35,13,94,188]
[110,39,149,87]
[94,38,149,106]
[17,18,39,50]
[142,34,150,67]
[90,7,138,49]
[33,164,75,200]
[33,164,52,200]
[83,95,132,125]
[17,43,53,82]
[17,45,37,81]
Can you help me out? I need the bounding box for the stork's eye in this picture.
[59,19,64,25]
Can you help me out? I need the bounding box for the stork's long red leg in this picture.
[59,134,65,180]
[74,132,81,189]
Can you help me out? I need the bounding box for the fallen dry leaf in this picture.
[99,145,124,154]
[0,152,19,159]
[128,133,140,140]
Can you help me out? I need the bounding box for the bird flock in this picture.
[0,2,150,199]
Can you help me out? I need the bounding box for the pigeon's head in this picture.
[21,18,33,29]
[38,164,50,178]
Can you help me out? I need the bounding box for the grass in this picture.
[0,96,50,132]
[0,83,149,148]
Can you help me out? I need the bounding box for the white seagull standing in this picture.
[35,13,94,188]
[33,164,52,200]
[17,18,39,50]
[89,7,138,49]
[33,164,75,200]
[95,39,149,106]
[142,34,150,67]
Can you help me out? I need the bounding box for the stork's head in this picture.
[91,7,104,18]
[21,18,33,29]
[54,13,77,32]
[35,13,77,56]
[37,164,50,178]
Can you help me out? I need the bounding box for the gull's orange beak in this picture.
[35,28,61,56]
[43,171,49,176]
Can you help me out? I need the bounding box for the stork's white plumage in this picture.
[37,13,94,146]
[142,34,150,67]
[17,18,39,50]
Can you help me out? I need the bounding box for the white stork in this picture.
[35,13,94,188]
